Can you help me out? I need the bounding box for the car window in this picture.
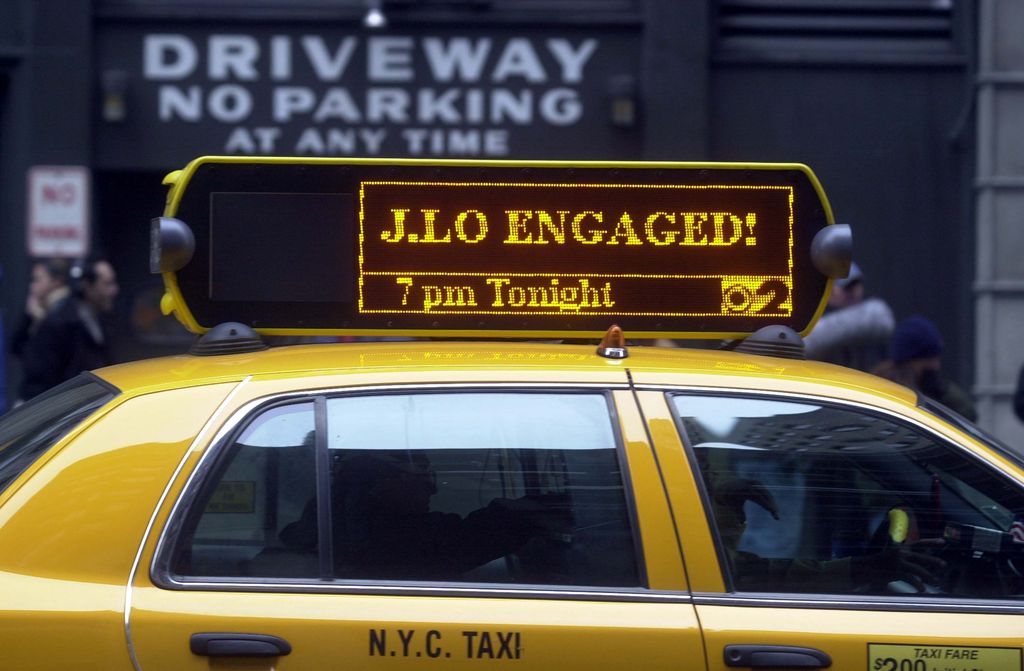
[172,402,318,578]
[172,392,641,588]
[672,394,1024,599]
[0,374,118,496]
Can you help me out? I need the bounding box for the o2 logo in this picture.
[721,278,791,315]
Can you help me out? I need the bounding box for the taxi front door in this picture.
[128,387,705,671]
[637,389,1024,671]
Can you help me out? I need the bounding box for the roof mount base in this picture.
[190,322,268,356]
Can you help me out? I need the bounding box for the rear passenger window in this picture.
[172,392,641,588]
[171,402,317,578]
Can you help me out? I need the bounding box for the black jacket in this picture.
[19,295,112,401]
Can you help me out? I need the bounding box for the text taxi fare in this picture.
[1,157,1023,671]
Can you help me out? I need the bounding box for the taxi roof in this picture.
[94,340,917,407]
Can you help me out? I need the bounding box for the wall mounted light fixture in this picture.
[607,74,637,128]
[363,0,388,29]
[101,70,128,123]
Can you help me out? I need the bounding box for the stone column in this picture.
[975,0,1024,446]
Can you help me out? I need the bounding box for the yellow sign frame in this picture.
[157,156,836,339]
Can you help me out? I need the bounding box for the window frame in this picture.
[661,386,1024,614]
[153,383,658,601]
[161,396,319,581]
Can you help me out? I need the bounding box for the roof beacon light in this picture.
[597,325,628,359]
[150,217,195,274]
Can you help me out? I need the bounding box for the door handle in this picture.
[724,644,831,668]
[190,632,292,657]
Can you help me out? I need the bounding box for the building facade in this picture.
[4,0,1009,443]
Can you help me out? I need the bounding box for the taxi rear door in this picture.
[128,377,704,671]
[638,388,1024,671]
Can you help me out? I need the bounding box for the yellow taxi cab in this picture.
[1,157,1022,671]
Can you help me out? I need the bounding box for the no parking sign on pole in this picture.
[26,166,91,258]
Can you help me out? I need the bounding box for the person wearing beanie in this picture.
[874,315,977,421]
[804,261,895,372]
[891,315,944,365]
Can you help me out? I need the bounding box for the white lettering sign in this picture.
[140,33,603,157]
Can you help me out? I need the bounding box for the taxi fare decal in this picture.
[869,644,1022,671]
[370,628,522,660]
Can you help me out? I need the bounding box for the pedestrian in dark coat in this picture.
[19,258,119,401]
[874,315,977,421]
[9,258,71,362]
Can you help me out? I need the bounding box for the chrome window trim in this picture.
[643,383,1024,612]
[692,592,1024,615]
[151,381,647,598]
[156,573,691,603]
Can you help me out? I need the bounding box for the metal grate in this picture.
[715,0,960,63]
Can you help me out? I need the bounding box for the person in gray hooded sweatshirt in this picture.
[804,262,895,372]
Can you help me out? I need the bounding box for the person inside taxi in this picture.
[707,472,946,594]
[281,450,571,582]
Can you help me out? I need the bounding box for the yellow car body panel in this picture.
[697,605,1024,671]
[129,583,702,669]
[130,589,704,671]
[0,383,234,671]
[611,389,686,591]
[95,340,917,408]
[3,341,1023,670]
[635,390,727,593]
[96,341,635,392]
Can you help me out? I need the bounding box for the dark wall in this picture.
[710,65,974,381]
[641,0,709,159]
[0,0,94,404]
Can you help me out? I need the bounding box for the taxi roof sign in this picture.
[154,157,845,339]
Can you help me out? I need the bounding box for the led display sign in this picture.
[360,181,792,318]
[158,158,835,337]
